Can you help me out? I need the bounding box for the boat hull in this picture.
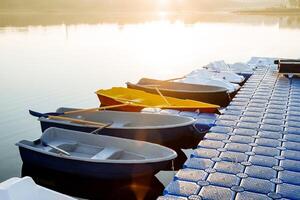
[40,120,202,150]
[97,94,219,113]
[18,146,172,180]
[127,81,230,107]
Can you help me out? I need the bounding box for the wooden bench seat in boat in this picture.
[91,147,123,160]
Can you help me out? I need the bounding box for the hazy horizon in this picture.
[0,0,288,13]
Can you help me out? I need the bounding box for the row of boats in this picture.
[15,61,256,184]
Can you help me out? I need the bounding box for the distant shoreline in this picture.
[235,8,300,15]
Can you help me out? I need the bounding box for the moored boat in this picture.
[0,176,75,200]
[204,60,254,80]
[177,75,240,97]
[30,108,201,149]
[188,68,245,85]
[126,78,230,107]
[96,87,220,113]
[16,128,177,179]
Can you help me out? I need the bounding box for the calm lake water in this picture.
[0,11,300,198]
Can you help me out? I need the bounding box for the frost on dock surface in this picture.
[159,63,300,199]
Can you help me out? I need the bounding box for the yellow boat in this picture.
[96,87,220,113]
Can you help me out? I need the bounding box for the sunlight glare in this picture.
[158,0,170,5]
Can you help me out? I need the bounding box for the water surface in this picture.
[0,11,300,197]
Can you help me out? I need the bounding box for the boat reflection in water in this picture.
[22,164,167,200]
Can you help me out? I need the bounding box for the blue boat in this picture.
[30,108,202,149]
[16,128,177,179]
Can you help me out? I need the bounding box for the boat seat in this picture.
[91,147,123,160]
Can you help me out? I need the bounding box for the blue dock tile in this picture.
[158,195,188,200]
[260,124,284,132]
[223,110,243,116]
[236,122,260,129]
[198,140,225,149]
[282,149,300,161]
[184,158,214,170]
[286,127,300,135]
[249,155,278,167]
[240,177,275,194]
[277,183,300,199]
[225,143,251,153]
[219,151,248,163]
[280,159,300,172]
[215,120,236,127]
[226,105,246,111]
[284,134,300,142]
[270,96,286,101]
[264,113,284,120]
[192,148,220,159]
[262,118,284,126]
[232,98,249,103]
[203,132,229,141]
[250,99,268,104]
[289,102,300,107]
[229,101,248,106]
[286,115,300,122]
[286,121,300,128]
[199,185,235,200]
[233,129,257,136]
[278,170,300,185]
[175,169,208,182]
[207,172,240,188]
[287,110,300,116]
[164,180,201,197]
[269,100,287,106]
[265,109,286,115]
[283,141,300,151]
[239,116,262,123]
[209,126,233,134]
[245,107,266,112]
[267,104,287,110]
[247,103,267,108]
[256,138,281,148]
[243,111,264,117]
[214,161,244,174]
[245,165,277,180]
[236,191,272,200]
[218,115,240,121]
[252,146,280,157]
[230,135,255,144]
[258,131,282,139]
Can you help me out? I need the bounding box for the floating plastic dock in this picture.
[159,66,300,200]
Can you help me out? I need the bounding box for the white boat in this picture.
[247,57,278,68]
[228,62,254,76]
[177,74,240,94]
[205,60,255,78]
[16,128,177,179]
[187,68,245,84]
[0,176,75,200]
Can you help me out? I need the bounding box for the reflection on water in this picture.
[22,164,165,200]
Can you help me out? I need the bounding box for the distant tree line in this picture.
[288,0,300,7]
[0,0,236,12]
